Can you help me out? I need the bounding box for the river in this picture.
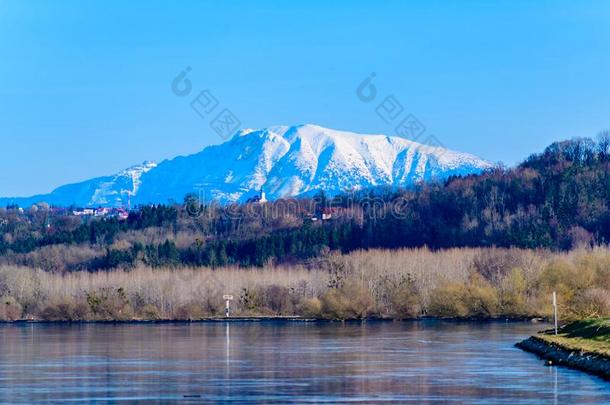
[0,321,608,403]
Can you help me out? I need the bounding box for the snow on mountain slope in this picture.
[0,161,157,208]
[88,161,157,206]
[0,125,493,207]
[134,124,493,204]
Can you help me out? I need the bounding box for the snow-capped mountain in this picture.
[1,125,493,207]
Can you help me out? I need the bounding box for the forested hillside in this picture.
[1,135,609,272]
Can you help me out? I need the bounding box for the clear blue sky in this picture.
[1,0,609,196]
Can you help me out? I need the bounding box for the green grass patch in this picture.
[538,318,610,357]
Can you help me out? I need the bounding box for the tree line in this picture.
[1,134,610,271]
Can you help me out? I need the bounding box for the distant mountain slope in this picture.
[0,162,157,208]
[0,125,492,207]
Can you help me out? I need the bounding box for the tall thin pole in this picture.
[553,291,558,335]
[223,295,233,318]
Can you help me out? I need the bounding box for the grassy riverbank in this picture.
[536,319,610,356]
[517,318,610,379]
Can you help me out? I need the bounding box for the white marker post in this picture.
[552,291,558,335]
[223,295,234,318]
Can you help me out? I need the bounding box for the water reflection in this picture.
[0,321,608,403]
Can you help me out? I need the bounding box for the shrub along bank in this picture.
[1,247,609,322]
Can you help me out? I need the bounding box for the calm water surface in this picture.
[0,321,608,403]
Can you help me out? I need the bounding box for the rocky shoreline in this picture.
[517,336,610,381]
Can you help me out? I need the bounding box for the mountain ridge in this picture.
[0,124,493,207]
